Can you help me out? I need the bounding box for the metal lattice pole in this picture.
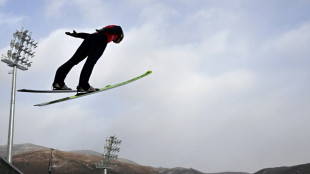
[96,136,121,174]
[1,27,38,163]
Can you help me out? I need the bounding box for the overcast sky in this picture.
[1,0,310,173]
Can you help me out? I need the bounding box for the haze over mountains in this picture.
[0,144,309,174]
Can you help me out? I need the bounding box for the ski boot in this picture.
[77,86,99,92]
[52,83,72,90]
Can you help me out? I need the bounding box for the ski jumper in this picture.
[53,25,123,90]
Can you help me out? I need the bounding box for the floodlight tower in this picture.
[1,27,38,163]
[96,136,121,174]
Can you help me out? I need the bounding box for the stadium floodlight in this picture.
[10,40,15,48]
[1,27,38,163]
[96,136,121,174]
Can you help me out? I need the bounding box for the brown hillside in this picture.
[12,149,157,174]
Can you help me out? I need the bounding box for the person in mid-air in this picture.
[52,25,124,92]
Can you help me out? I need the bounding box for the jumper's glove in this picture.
[65,30,78,37]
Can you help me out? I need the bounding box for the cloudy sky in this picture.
[1,0,310,173]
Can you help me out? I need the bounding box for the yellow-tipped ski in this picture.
[34,71,152,106]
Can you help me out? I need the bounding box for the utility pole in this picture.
[47,148,54,174]
[1,27,38,163]
[96,136,121,174]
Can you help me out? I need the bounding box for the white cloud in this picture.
[1,1,310,173]
[263,22,310,63]
[44,0,110,25]
[44,0,66,18]
[0,13,24,25]
[0,0,6,6]
[74,0,109,22]
[100,4,310,173]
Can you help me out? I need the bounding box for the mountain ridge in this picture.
[1,143,309,174]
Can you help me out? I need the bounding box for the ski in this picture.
[34,71,152,107]
[18,89,78,93]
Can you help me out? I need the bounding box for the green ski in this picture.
[34,71,152,106]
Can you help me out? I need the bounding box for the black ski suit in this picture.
[53,32,108,90]
[53,25,123,90]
